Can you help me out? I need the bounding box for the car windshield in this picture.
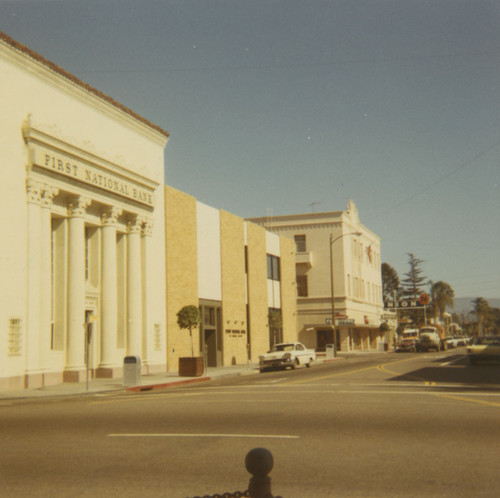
[271,344,295,352]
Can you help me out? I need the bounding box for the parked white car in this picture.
[259,342,316,373]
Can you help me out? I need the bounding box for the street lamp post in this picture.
[330,231,362,357]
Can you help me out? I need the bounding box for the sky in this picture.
[1,0,499,300]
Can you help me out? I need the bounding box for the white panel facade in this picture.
[196,201,222,301]
[266,231,281,256]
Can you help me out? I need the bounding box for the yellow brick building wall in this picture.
[220,211,248,365]
[165,186,199,371]
[279,236,297,343]
[246,222,270,359]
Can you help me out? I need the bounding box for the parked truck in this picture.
[416,325,445,352]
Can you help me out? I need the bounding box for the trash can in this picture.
[123,355,141,386]
[325,344,335,358]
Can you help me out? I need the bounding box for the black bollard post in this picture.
[245,448,275,498]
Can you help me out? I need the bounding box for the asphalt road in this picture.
[1,350,499,497]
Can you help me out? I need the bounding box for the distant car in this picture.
[416,331,442,352]
[443,337,456,349]
[259,342,316,373]
[396,338,417,353]
[467,336,500,365]
[453,336,467,347]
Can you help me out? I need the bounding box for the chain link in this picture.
[189,491,250,498]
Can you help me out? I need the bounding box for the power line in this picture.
[76,50,500,75]
[367,135,500,221]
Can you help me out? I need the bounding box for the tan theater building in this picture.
[0,32,297,391]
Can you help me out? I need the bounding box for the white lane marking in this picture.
[108,433,299,439]
[440,356,466,367]
[334,390,500,397]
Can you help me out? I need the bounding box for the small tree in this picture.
[177,305,201,357]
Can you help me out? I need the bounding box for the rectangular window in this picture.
[267,254,281,281]
[294,234,306,253]
[204,307,215,326]
[296,275,308,297]
[8,318,22,357]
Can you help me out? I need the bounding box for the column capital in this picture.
[127,214,142,234]
[101,206,122,227]
[67,196,91,217]
[26,178,43,204]
[40,185,59,208]
[142,216,154,237]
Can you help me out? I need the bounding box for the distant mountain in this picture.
[452,297,500,315]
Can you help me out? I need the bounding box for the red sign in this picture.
[419,293,431,305]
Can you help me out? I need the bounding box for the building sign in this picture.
[384,297,427,309]
[338,319,355,325]
[32,147,155,207]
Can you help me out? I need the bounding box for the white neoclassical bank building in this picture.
[0,32,298,391]
[0,32,170,389]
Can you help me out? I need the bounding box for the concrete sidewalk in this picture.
[0,355,346,401]
[0,362,262,401]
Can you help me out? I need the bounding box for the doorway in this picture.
[317,329,333,351]
[204,329,217,367]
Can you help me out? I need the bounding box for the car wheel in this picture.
[306,358,314,368]
[291,358,299,369]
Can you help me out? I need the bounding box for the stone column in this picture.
[97,206,122,377]
[127,215,143,356]
[25,179,43,388]
[141,217,154,370]
[39,185,59,378]
[64,196,91,382]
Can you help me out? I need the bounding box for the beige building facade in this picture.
[165,186,297,370]
[249,201,386,352]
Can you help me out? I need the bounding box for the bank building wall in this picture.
[0,33,169,389]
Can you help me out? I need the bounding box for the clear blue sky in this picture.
[1,0,499,299]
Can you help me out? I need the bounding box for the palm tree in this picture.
[471,297,491,337]
[430,281,455,324]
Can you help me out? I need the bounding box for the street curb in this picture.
[125,376,211,392]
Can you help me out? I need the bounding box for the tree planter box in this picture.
[178,357,204,377]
